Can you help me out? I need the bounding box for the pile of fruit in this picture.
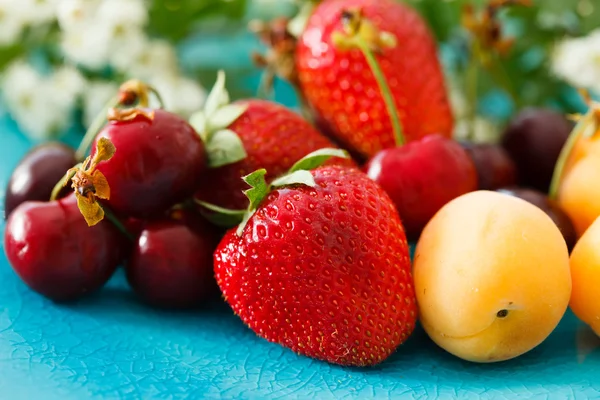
[3,0,600,367]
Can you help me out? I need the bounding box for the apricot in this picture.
[414,191,571,363]
[558,156,600,237]
[569,217,600,336]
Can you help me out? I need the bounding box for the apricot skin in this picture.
[569,217,600,337]
[414,191,572,363]
[558,156,600,237]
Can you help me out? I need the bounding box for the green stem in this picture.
[487,54,520,108]
[75,95,120,161]
[102,205,135,241]
[355,38,405,146]
[548,115,588,200]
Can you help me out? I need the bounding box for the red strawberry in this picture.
[214,151,417,366]
[295,0,453,158]
[191,71,355,212]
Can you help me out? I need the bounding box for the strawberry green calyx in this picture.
[195,148,350,234]
[549,95,600,200]
[331,8,405,147]
[189,70,248,168]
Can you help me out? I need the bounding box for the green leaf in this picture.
[207,104,248,132]
[195,200,246,228]
[271,170,316,188]
[204,70,230,117]
[288,148,349,173]
[243,169,269,211]
[206,129,248,168]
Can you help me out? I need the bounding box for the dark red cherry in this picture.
[497,187,577,251]
[4,142,76,219]
[126,210,219,309]
[91,109,207,218]
[461,142,517,190]
[364,134,478,239]
[3,193,124,302]
[501,108,573,192]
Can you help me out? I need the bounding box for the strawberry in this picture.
[294,0,454,158]
[213,150,417,366]
[190,71,355,213]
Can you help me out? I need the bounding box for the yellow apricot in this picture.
[414,191,571,363]
[569,216,600,336]
[558,156,600,237]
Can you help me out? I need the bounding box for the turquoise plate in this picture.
[1,95,600,399]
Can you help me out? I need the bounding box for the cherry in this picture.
[497,187,577,251]
[91,108,207,218]
[126,210,220,309]
[501,108,573,192]
[3,193,124,302]
[4,142,76,219]
[364,134,478,239]
[461,142,517,190]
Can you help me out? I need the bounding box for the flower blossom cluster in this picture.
[1,0,206,140]
[552,28,600,95]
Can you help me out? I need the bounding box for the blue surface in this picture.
[2,110,600,399]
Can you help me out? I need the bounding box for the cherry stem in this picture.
[75,95,120,161]
[354,37,405,146]
[102,204,135,241]
[548,116,587,200]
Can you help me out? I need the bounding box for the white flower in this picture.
[56,0,99,32]
[49,65,86,110]
[118,39,179,79]
[552,29,600,94]
[2,61,75,140]
[107,27,149,73]
[149,74,206,118]
[97,0,148,30]
[453,116,500,143]
[60,22,113,69]
[18,0,59,26]
[0,0,27,45]
[82,80,119,127]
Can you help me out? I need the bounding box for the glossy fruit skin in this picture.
[497,187,577,251]
[92,109,207,218]
[194,99,355,210]
[126,212,219,309]
[4,194,123,302]
[414,191,571,363]
[501,108,572,192]
[461,142,517,190]
[569,216,600,337]
[296,0,453,158]
[364,135,477,239]
[214,166,416,367]
[4,142,76,219]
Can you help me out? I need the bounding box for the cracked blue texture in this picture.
[1,111,600,400]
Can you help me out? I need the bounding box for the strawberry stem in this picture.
[354,37,405,146]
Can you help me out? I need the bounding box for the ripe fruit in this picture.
[557,156,600,237]
[414,191,571,363]
[296,0,453,158]
[126,210,219,309]
[569,216,600,337]
[4,193,124,302]
[497,187,576,251]
[192,74,354,211]
[4,142,76,219]
[461,142,517,190]
[364,134,477,239]
[214,159,416,366]
[501,108,572,192]
[91,108,207,218]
